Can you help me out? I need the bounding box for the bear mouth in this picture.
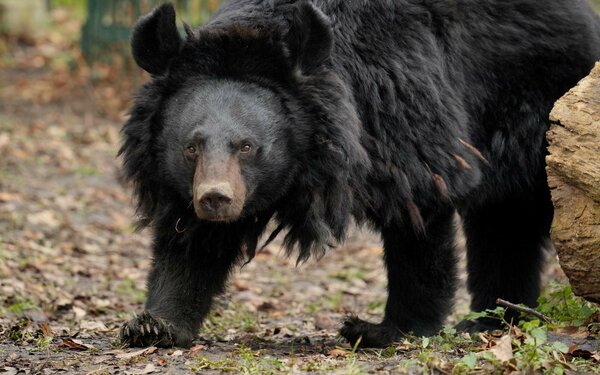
[195,210,240,223]
[202,216,232,222]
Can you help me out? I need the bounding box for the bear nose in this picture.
[199,191,232,212]
[196,182,234,213]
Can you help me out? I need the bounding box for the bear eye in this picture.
[186,146,197,155]
[240,143,253,153]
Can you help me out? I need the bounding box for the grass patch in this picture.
[202,303,260,341]
[191,345,287,374]
[114,277,146,304]
[7,298,39,317]
[329,267,368,282]
[305,290,345,314]
[73,165,101,177]
[537,283,600,327]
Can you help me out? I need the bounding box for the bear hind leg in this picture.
[340,203,458,347]
[457,173,552,333]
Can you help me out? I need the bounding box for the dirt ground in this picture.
[0,38,591,375]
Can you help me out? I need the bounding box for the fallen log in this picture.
[546,62,600,303]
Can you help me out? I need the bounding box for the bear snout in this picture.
[200,190,232,211]
[194,182,241,221]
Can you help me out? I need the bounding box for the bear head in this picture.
[120,1,369,261]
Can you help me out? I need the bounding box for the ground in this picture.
[0,27,599,374]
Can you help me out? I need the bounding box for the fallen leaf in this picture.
[556,326,590,339]
[0,192,21,202]
[79,320,108,332]
[93,355,114,365]
[72,306,86,319]
[233,281,249,291]
[568,343,580,354]
[125,364,156,375]
[61,337,92,351]
[188,344,206,357]
[115,347,158,359]
[487,335,513,362]
[478,333,489,345]
[328,348,348,358]
[26,210,60,229]
[38,322,54,337]
[0,133,10,148]
[156,357,167,366]
[170,350,183,357]
[510,326,524,338]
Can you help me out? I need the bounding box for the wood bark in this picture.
[546,62,600,303]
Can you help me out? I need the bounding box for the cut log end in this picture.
[546,61,600,304]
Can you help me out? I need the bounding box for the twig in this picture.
[496,298,551,323]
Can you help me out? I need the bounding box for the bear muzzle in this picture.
[194,182,242,221]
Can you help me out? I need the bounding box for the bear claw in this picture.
[120,311,178,348]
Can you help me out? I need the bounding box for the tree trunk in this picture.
[546,62,600,303]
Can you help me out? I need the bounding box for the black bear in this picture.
[119,0,600,348]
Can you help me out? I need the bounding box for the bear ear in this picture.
[286,1,333,74]
[131,3,183,75]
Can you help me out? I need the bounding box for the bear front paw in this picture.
[339,316,403,348]
[120,311,192,348]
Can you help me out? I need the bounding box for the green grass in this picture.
[202,303,260,341]
[73,165,101,177]
[536,283,600,327]
[114,277,146,304]
[305,290,345,314]
[191,345,287,374]
[7,298,39,317]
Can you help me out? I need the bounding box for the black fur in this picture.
[119,0,600,348]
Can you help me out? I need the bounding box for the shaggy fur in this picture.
[119,0,600,348]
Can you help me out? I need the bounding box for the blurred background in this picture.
[0,0,222,120]
[2,0,599,118]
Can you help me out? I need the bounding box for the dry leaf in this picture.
[26,210,60,229]
[328,348,348,358]
[568,343,580,354]
[556,326,590,339]
[124,364,156,375]
[233,281,250,291]
[115,347,158,360]
[38,322,54,337]
[188,344,206,357]
[79,320,108,332]
[61,337,92,351]
[0,192,21,202]
[487,335,513,362]
[0,133,10,148]
[156,357,167,366]
[72,306,86,319]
